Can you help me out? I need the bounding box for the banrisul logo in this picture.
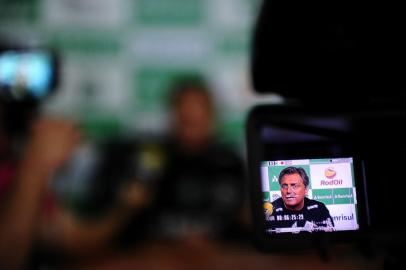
[324,167,337,179]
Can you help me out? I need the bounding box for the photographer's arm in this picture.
[39,181,150,258]
[0,119,80,270]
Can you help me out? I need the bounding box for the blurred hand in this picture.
[23,118,81,179]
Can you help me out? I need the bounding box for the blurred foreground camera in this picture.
[0,43,59,137]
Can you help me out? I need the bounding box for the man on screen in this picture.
[264,166,334,233]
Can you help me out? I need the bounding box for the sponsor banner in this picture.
[327,204,359,231]
[310,162,354,189]
[0,1,38,22]
[41,0,129,28]
[312,189,334,205]
[0,0,261,150]
[263,192,269,202]
[215,31,250,56]
[333,188,354,204]
[268,168,281,191]
[48,32,121,55]
[134,0,203,26]
[312,188,355,205]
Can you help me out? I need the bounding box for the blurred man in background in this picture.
[151,77,248,243]
[0,68,249,268]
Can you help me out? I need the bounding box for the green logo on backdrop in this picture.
[312,188,354,204]
[333,188,354,204]
[135,0,203,26]
[49,31,121,55]
[263,192,270,202]
[312,189,334,205]
[217,32,250,56]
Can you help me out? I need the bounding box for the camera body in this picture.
[248,0,406,253]
[246,103,406,252]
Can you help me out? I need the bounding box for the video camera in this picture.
[247,0,406,255]
[0,43,59,136]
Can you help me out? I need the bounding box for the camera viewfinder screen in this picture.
[261,157,359,234]
[0,50,53,99]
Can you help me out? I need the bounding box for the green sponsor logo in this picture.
[135,0,203,26]
[80,116,122,140]
[333,188,354,204]
[216,31,250,56]
[313,188,354,205]
[263,192,270,202]
[270,175,280,191]
[312,189,334,205]
[49,31,121,55]
[0,1,37,22]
